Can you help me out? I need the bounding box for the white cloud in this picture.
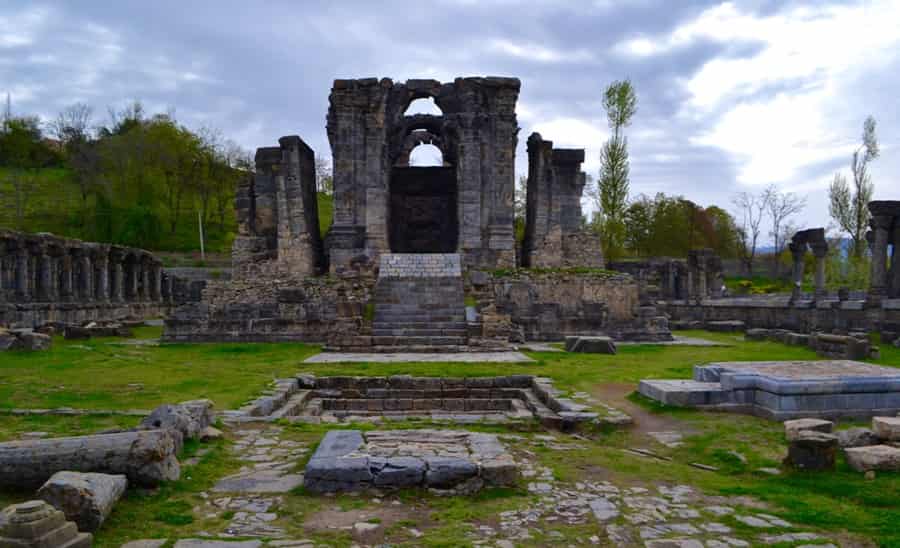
[488,39,594,63]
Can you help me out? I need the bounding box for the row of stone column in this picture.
[0,231,166,304]
[867,201,900,304]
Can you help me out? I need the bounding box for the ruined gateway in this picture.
[165,77,672,348]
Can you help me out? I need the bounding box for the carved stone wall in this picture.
[522,132,602,268]
[0,230,194,327]
[326,77,520,273]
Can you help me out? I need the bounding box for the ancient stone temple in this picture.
[788,228,829,302]
[165,76,663,348]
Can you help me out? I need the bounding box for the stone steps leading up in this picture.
[369,253,467,350]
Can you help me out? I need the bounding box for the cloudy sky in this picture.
[3,0,898,243]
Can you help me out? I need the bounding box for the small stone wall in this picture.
[471,269,671,342]
[222,374,610,431]
[0,230,196,328]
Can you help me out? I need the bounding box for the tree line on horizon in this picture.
[0,98,249,252]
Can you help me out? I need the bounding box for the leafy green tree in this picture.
[594,79,636,261]
[0,116,61,228]
[829,116,878,258]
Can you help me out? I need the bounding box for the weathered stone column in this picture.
[789,241,806,302]
[151,264,162,301]
[59,252,74,299]
[94,250,109,301]
[810,241,829,300]
[15,248,30,300]
[78,253,93,300]
[38,252,54,301]
[140,260,151,301]
[890,222,900,299]
[111,257,124,302]
[868,215,892,305]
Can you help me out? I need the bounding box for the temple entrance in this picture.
[389,165,457,253]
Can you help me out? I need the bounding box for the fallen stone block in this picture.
[784,431,837,471]
[19,331,52,351]
[0,500,92,547]
[0,429,180,489]
[872,416,900,441]
[424,456,478,487]
[784,418,833,441]
[844,445,900,472]
[37,471,127,532]
[0,328,17,350]
[836,428,880,448]
[139,399,215,449]
[705,320,745,332]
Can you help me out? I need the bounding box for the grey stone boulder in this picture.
[565,336,617,354]
[139,399,215,450]
[37,471,127,532]
[784,431,837,471]
[784,418,833,441]
[844,445,900,472]
[836,428,880,448]
[0,329,17,350]
[19,331,52,351]
[424,457,477,488]
[872,416,900,441]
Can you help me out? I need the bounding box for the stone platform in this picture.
[303,429,517,493]
[305,351,533,363]
[639,360,900,420]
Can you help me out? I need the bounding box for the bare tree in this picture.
[48,103,93,146]
[829,116,878,258]
[763,184,806,277]
[732,190,769,275]
[315,155,333,195]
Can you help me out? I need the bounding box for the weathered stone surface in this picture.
[565,335,617,354]
[837,428,880,448]
[0,429,180,488]
[173,540,263,548]
[37,471,127,532]
[0,500,92,547]
[371,457,426,487]
[844,444,900,472]
[139,399,214,449]
[213,470,304,494]
[424,456,478,487]
[121,541,168,548]
[784,431,837,470]
[872,416,900,441]
[784,418,833,441]
[18,331,52,351]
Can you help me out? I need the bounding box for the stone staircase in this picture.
[371,253,468,351]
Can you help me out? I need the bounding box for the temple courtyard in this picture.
[1,326,899,547]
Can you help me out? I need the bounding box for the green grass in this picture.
[2,328,900,545]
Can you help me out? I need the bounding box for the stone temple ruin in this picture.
[166,77,672,348]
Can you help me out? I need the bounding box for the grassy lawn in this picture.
[1,328,898,546]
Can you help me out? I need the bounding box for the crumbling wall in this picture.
[522,132,602,268]
[232,136,324,279]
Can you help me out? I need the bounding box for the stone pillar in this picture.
[79,253,94,301]
[126,260,138,301]
[810,241,829,300]
[140,260,151,301]
[890,222,900,299]
[59,252,74,299]
[94,251,108,301]
[151,265,162,301]
[38,252,54,301]
[868,215,892,305]
[789,241,806,302]
[15,248,30,300]
[112,260,124,302]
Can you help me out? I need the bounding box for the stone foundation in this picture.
[303,429,517,493]
[639,360,900,420]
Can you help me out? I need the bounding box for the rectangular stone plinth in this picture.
[640,360,900,420]
[303,429,517,493]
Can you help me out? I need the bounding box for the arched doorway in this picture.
[389,126,458,254]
